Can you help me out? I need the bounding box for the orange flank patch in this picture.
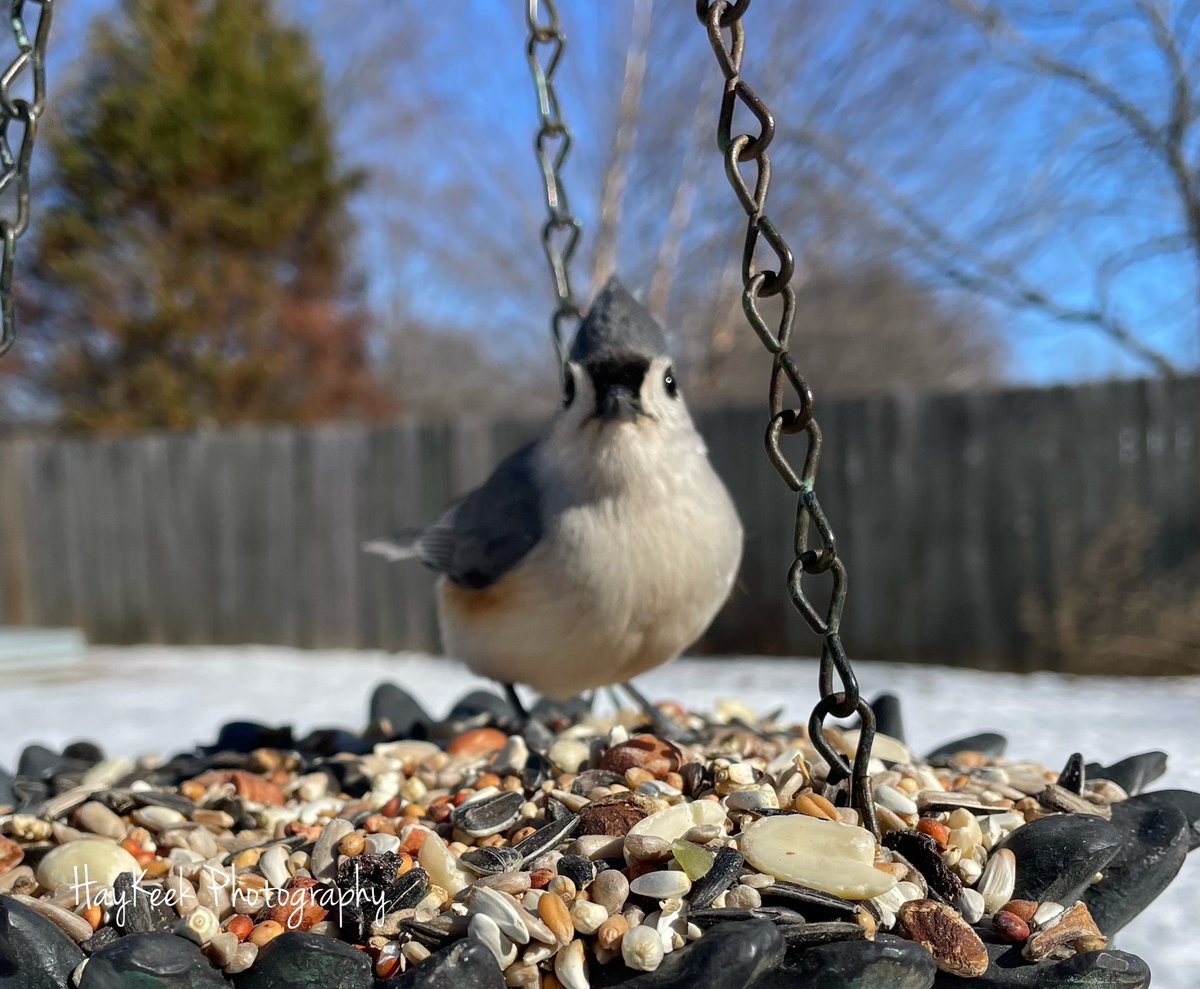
[440,574,520,620]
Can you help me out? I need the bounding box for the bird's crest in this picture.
[569,277,668,364]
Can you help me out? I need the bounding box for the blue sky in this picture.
[38,0,1199,386]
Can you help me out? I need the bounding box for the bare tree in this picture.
[950,0,1197,369]
[591,0,654,294]
[789,0,1198,374]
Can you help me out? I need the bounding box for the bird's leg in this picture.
[620,680,696,742]
[620,681,657,722]
[502,683,529,723]
[605,686,624,713]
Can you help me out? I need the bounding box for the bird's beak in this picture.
[597,384,643,423]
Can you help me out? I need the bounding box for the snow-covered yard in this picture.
[3,648,1197,986]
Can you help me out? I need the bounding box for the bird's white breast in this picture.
[438,424,743,699]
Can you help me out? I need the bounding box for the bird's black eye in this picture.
[664,365,678,399]
[563,371,576,407]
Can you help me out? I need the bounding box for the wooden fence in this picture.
[1,375,1197,671]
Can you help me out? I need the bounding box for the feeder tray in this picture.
[0,688,1195,988]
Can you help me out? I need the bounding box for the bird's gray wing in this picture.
[369,442,544,591]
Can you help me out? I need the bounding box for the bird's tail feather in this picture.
[363,535,422,562]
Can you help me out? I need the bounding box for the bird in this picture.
[366,277,743,717]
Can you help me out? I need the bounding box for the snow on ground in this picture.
[2,647,1197,986]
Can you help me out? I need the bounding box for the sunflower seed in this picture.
[401,919,454,949]
[472,871,531,896]
[689,906,805,930]
[42,788,105,822]
[511,813,581,865]
[453,791,526,838]
[916,791,1008,815]
[778,920,865,949]
[758,880,862,921]
[687,847,743,909]
[572,770,624,795]
[460,846,522,876]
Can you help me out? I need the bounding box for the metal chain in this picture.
[525,0,582,370]
[695,0,878,837]
[0,0,53,359]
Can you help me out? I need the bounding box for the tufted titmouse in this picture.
[367,278,743,708]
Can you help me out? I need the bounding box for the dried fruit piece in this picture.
[267,876,328,933]
[448,728,509,759]
[81,904,103,931]
[187,770,285,807]
[417,833,467,896]
[0,836,24,877]
[993,909,1031,944]
[882,830,963,901]
[1000,899,1038,923]
[916,818,949,847]
[598,736,682,779]
[247,920,285,948]
[225,915,253,942]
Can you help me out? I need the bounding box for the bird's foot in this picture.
[500,684,594,734]
[620,681,700,744]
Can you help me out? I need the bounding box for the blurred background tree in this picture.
[2,0,1196,430]
[28,0,391,434]
[789,0,1200,377]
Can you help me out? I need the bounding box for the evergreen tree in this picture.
[34,0,391,432]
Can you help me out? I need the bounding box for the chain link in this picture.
[525,0,582,370]
[0,0,53,359]
[695,0,878,837]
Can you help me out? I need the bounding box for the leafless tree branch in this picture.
[591,0,653,294]
[796,121,1181,375]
